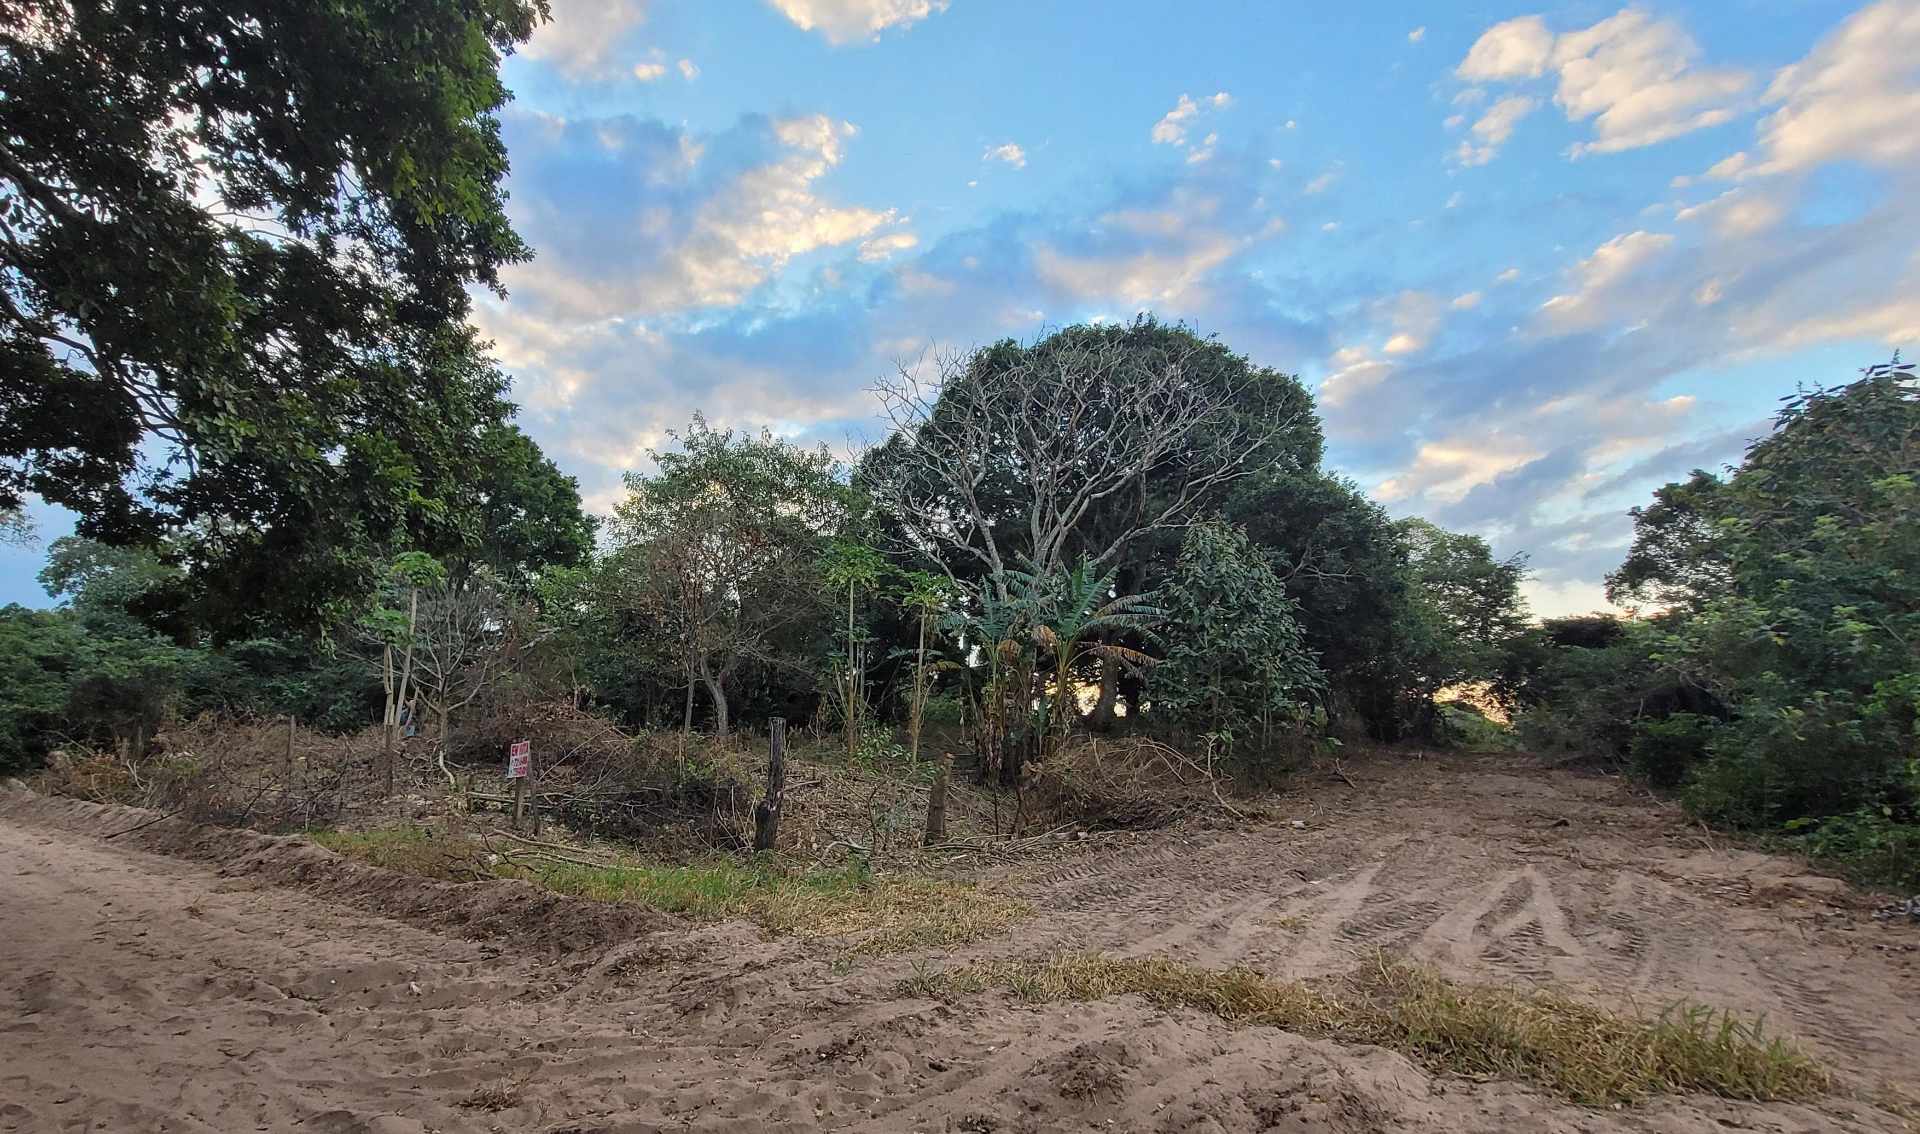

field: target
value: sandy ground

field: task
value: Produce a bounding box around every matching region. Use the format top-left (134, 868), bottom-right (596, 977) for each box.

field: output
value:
top-left (3, 755), bottom-right (1916, 1133)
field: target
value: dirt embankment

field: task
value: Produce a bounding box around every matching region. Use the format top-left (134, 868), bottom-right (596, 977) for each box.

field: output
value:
top-left (3, 756), bottom-right (1915, 1133)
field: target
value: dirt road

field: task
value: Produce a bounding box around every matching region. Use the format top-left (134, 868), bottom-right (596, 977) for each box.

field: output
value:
top-left (3, 756), bottom-right (1915, 1133)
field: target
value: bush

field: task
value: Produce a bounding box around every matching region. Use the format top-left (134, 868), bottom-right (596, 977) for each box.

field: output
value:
top-left (1437, 701), bottom-right (1516, 752)
top-left (1683, 692), bottom-right (1910, 830)
top-left (1781, 807), bottom-right (1920, 892)
top-left (1630, 713), bottom-right (1716, 788)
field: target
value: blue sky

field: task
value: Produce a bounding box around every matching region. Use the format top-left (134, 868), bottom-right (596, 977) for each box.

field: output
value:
top-left (7, 0), bottom-right (1919, 616)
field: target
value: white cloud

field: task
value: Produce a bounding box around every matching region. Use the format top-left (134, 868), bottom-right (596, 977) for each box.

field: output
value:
top-left (1302, 165), bottom-right (1342, 194)
top-left (1151, 92), bottom-right (1232, 149)
top-left (1186, 133), bottom-right (1219, 164)
top-left (983, 142), bottom-right (1027, 168)
top-left (1747, 0), bottom-right (1920, 175)
top-left (1704, 151), bottom-right (1749, 180)
top-left (1453, 8), bottom-right (1749, 160)
top-left (768, 0), bottom-right (947, 44)
top-left (1445, 190), bottom-right (1465, 209)
top-left (1674, 187), bottom-right (1785, 237)
top-left (525, 0), bottom-right (651, 78)
top-left (858, 231), bottom-right (919, 262)
top-left (1552, 10), bottom-right (1750, 156)
top-left (1408, 26), bottom-right (1427, 44)
top-left (1321, 221), bottom-right (1340, 233)
top-left (1377, 436), bottom-right (1544, 504)
top-left (1457, 15), bottom-right (1554, 81)
top-left (503, 113), bottom-right (895, 320)
top-left (677, 58), bottom-right (700, 80)
top-left (632, 61), bottom-right (667, 81)
top-left (1539, 230), bottom-right (1674, 324)
top-left (1033, 235), bottom-right (1239, 308)
top-left (1453, 95), bottom-right (1537, 166)
top-left (1452, 291), bottom-right (1483, 310)
top-left (1496, 266), bottom-right (1522, 283)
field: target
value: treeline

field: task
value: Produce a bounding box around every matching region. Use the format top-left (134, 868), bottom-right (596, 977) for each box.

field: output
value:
top-left (2, 319), bottom-right (1530, 781)
top-left (1509, 361), bottom-right (1919, 886)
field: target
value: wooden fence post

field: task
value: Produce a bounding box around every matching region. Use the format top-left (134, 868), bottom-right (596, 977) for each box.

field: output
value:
top-left (284, 714), bottom-right (296, 778)
top-left (511, 776), bottom-right (527, 829)
top-left (923, 751), bottom-right (952, 846)
top-left (753, 717), bottom-right (787, 852)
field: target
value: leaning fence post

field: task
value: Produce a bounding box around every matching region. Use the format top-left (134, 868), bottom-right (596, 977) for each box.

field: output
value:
top-left (923, 751), bottom-right (952, 846)
top-left (753, 717), bottom-right (787, 852)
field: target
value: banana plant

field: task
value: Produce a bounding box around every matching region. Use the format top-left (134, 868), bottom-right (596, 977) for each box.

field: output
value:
top-left (1023, 557), bottom-right (1163, 757)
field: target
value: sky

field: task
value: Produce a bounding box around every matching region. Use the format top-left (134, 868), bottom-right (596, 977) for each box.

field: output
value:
top-left (6, 0), bottom-right (1919, 617)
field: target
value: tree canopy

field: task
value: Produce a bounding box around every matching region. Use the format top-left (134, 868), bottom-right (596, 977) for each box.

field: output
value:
top-left (0, 0), bottom-right (548, 633)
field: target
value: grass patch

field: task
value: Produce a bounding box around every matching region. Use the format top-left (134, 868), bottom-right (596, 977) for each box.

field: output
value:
top-left (308, 826), bottom-right (492, 881)
top-left (904, 951), bottom-right (1828, 1106)
top-left (508, 856), bottom-right (1027, 953)
top-left (310, 825), bottom-right (1026, 952)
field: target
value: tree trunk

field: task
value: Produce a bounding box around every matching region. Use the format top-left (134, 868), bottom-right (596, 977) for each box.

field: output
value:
top-left (681, 676), bottom-right (695, 732)
top-left (383, 587), bottom-right (420, 798)
top-left (753, 717), bottom-right (786, 852)
top-left (923, 751), bottom-right (951, 845)
top-left (702, 665), bottom-right (729, 738)
top-left (1088, 652), bottom-right (1120, 732)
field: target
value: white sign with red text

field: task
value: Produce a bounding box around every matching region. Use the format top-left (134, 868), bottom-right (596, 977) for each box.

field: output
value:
top-left (506, 739), bottom-right (532, 779)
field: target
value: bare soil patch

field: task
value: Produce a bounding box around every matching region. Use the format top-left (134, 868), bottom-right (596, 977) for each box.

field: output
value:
top-left (3, 754), bottom-right (1915, 1132)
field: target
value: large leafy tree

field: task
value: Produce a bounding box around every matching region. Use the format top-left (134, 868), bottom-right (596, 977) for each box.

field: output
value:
top-left (862, 318), bottom-right (1320, 728)
top-left (609, 418), bottom-right (852, 736)
top-left (0, 0), bottom-right (547, 632)
top-left (1224, 471), bottom-right (1412, 733)
top-left (1655, 364), bottom-right (1919, 826)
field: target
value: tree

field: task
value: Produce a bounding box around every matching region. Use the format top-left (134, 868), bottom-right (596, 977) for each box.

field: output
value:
top-left (455, 424), bottom-right (598, 595)
top-left (1605, 470), bottom-right (1732, 609)
top-left (1224, 472), bottom-right (1412, 734)
top-left (610, 418), bottom-right (851, 737)
top-left (38, 535), bottom-right (182, 626)
top-left (895, 571), bottom-right (956, 763)
top-left (820, 540), bottom-right (886, 758)
top-left (0, 0), bottom-right (547, 632)
top-left (0, 508), bottom-right (32, 547)
top-left (1148, 522), bottom-right (1322, 756)
top-left (867, 320), bottom-right (1311, 606)
top-left (1025, 558), bottom-right (1161, 758)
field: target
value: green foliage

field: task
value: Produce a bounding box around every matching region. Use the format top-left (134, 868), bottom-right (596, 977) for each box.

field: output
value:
top-left (1510, 617), bottom-right (1689, 762)
top-left (458, 424), bottom-right (599, 594)
top-left (1522, 360), bottom-right (1920, 884)
top-left (1629, 712), bottom-right (1716, 788)
top-left (608, 417), bottom-right (853, 734)
top-left (1780, 796), bottom-right (1920, 892)
top-left (1438, 702), bottom-right (1518, 752)
top-left (1148, 523), bottom-right (1322, 757)
top-left (1, 0), bottom-right (546, 633)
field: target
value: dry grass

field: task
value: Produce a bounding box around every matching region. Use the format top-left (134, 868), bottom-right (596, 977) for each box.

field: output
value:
top-left (311, 825), bottom-right (1028, 952)
top-left (905, 951), bottom-right (1829, 1106)
top-left (455, 1077), bottom-right (524, 1111)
